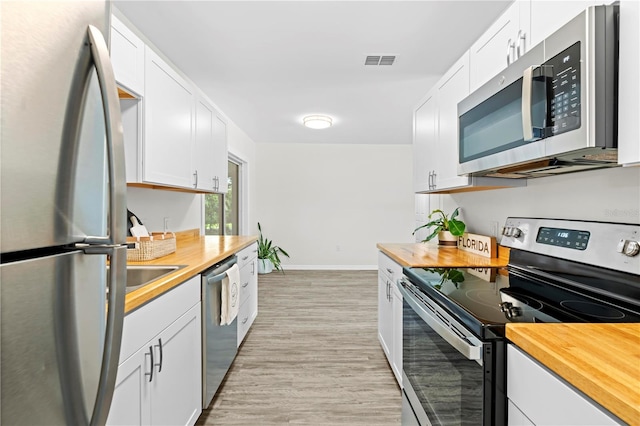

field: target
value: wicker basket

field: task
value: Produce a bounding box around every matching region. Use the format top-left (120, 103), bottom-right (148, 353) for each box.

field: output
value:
top-left (126, 232), bottom-right (176, 261)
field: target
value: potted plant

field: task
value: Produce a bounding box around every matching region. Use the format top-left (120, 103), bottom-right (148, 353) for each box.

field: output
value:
top-left (413, 207), bottom-right (466, 246)
top-left (257, 222), bottom-right (290, 274)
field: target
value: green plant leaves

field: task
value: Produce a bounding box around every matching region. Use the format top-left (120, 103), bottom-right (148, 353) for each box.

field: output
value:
top-left (257, 222), bottom-right (290, 273)
top-left (413, 207), bottom-right (466, 242)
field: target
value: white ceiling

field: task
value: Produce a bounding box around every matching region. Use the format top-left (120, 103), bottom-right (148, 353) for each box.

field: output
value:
top-left (114, 1), bottom-right (512, 145)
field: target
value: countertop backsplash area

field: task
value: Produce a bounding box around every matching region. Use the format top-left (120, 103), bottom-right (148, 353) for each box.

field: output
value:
top-left (127, 187), bottom-right (202, 234)
top-left (434, 166), bottom-right (640, 239)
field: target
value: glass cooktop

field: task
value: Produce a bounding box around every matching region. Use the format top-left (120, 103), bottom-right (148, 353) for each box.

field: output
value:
top-left (403, 265), bottom-right (640, 340)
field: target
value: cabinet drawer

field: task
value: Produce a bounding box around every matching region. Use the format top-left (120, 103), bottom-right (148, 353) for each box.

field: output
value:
top-left (239, 261), bottom-right (256, 307)
top-left (120, 275), bottom-right (200, 361)
top-left (237, 294), bottom-right (255, 346)
top-left (237, 242), bottom-right (258, 269)
top-left (507, 345), bottom-right (621, 425)
top-left (378, 252), bottom-right (402, 282)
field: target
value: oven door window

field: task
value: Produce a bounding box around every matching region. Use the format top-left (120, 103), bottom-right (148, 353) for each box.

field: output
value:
top-left (403, 299), bottom-right (484, 425)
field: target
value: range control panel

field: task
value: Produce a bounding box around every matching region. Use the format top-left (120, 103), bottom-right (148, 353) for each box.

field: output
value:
top-left (500, 218), bottom-right (640, 275)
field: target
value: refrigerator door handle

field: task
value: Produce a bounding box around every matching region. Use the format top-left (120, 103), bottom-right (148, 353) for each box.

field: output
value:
top-left (84, 25), bottom-right (127, 247)
top-left (91, 244), bottom-right (126, 426)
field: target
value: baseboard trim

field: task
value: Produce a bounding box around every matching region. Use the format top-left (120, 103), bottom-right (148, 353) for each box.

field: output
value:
top-left (283, 265), bottom-right (377, 271)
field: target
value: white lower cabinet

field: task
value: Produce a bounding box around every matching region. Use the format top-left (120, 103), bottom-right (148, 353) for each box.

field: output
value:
top-left (237, 243), bottom-right (258, 346)
top-left (507, 344), bottom-right (622, 425)
top-left (378, 252), bottom-right (402, 386)
top-left (107, 276), bottom-right (202, 426)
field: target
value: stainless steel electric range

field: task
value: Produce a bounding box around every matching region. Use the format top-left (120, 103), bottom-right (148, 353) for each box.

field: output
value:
top-left (399, 217), bottom-right (640, 426)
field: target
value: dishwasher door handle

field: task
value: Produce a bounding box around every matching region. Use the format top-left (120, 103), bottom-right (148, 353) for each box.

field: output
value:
top-left (206, 257), bottom-right (238, 284)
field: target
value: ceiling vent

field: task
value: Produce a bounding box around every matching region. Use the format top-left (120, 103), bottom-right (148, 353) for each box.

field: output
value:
top-left (365, 55), bottom-right (396, 66)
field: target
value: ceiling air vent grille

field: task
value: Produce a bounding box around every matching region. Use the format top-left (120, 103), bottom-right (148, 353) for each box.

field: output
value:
top-left (365, 55), bottom-right (396, 66)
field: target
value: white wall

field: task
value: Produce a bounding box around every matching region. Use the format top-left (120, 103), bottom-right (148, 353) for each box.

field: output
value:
top-left (126, 187), bottom-right (201, 233)
top-left (254, 143), bottom-right (415, 269)
top-left (432, 166), bottom-right (640, 241)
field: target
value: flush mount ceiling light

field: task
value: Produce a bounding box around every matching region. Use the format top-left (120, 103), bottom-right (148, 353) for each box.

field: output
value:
top-left (303, 115), bottom-right (332, 129)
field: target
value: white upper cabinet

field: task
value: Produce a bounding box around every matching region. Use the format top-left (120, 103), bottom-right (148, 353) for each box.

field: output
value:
top-left (194, 95), bottom-right (216, 192)
top-left (529, 1), bottom-right (599, 48)
top-left (110, 15), bottom-right (145, 96)
top-left (212, 114), bottom-right (228, 194)
top-left (618, 0), bottom-right (640, 166)
top-left (434, 53), bottom-right (471, 191)
top-left (469, 0), bottom-right (531, 93)
top-left (143, 46), bottom-right (195, 188)
top-left (413, 89), bottom-right (437, 193)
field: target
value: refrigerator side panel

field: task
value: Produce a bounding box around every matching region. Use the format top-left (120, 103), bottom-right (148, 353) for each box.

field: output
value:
top-left (0, 1), bottom-right (108, 253)
top-left (0, 251), bottom-right (107, 425)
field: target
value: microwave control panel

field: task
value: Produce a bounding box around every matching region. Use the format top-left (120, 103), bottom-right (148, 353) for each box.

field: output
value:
top-left (547, 42), bottom-right (581, 135)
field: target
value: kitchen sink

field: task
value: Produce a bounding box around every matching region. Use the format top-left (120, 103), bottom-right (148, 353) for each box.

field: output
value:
top-left (108, 265), bottom-right (186, 293)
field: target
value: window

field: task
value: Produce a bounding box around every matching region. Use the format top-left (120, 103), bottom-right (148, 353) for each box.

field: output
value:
top-left (204, 160), bottom-right (240, 235)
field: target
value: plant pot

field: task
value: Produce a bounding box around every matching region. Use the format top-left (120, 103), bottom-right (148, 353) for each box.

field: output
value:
top-left (258, 258), bottom-right (274, 274)
top-left (438, 230), bottom-right (458, 247)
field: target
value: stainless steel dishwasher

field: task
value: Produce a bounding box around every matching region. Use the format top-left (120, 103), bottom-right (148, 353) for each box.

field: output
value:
top-left (202, 255), bottom-right (238, 409)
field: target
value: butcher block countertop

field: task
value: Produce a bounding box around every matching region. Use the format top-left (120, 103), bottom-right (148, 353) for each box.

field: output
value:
top-left (124, 231), bottom-right (257, 313)
top-left (376, 243), bottom-right (510, 267)
top-left (507, 323), bottom-right (640, 425)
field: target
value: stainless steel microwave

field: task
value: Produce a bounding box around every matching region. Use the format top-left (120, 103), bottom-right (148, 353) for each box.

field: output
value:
top-left (458, 4), bottom-right (619, 178)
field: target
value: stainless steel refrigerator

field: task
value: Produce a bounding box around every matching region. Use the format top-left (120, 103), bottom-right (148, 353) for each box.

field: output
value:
top-left (1, 2), bottom-right (128, 425)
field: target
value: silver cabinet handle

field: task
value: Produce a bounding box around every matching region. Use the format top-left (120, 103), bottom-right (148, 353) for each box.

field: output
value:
top-left (86, 25), bottom-right (127, 426)
top-left (506, 38), bottom-right (515, 65)
top-left (242, 256), bottom-right (249, 261)
top-left (242, 281), bottom-right (249, 288)
top-left (242, 317), bottom-right (248, 325)
top-left (432, 171), bottom-right (437, 189)
top-left (193, 170), bottom-right (198, 188)
top-left (251, 261), bottom-right (255, 275)
top-left (145, 346), bottom-right (154, 382)
top-left (155, 338), bottom-right (163, 373)
top-left (516, 30), bottom-right (526, 58)
top-left (386, 268), bottom-right (393, 275)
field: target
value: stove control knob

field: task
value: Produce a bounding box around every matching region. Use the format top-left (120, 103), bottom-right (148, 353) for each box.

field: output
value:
top-left (499, 302), bottom-right (522, 319)
top-left (511, 228), bottom-right (523, 238)
top-left (503, 227), bottom-right (513, 237)
top-left (622, 240), bottom-right (640, 257)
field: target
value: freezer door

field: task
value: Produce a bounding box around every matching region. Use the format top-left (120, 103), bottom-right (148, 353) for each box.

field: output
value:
top-left (0, 1), bottom-right (112, 253)
top-left (1, 250), bottom-right (109, 425)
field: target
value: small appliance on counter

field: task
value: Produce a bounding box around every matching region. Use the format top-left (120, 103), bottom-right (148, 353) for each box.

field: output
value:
top-left (400, 217), bottom-right (639, 425)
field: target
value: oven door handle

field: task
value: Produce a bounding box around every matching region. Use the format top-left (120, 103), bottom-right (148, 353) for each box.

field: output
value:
top-left (398, 281), bottom-right (482, 361)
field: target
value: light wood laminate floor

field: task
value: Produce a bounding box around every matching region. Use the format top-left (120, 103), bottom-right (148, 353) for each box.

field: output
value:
top-left (197, 270), bottom-right (402, 425)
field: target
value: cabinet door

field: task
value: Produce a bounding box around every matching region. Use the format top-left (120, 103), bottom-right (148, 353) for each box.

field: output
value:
top-left (391, 284), bottom-right (403, 387)
top-left (434, 52), bottom-right (471, 191)
top-left (144, 46), bottom-right (194, 188)
top-left (211, 114), bottom-right (228, 194)
top-left (469, 1), bottom-right (529, 92)
top-left (150, 304), bottom-right (202, 426)
top-left (618, 0), bottom-right (640, 166)
top-left (413, 90), bottom-right (438, 193)
top-left (529, 1), bottom-right (596, 48)
top-left (110, 15), bottom-right (145, 96)
top-left (194, 95), bottom-right (216, 191)
top-left (377, 274), bottom-right (392, 359)
top-left (106, 347), bottom-right (151, 426)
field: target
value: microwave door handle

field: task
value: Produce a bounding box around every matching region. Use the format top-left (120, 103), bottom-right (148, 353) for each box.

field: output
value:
top-left (522, 66), bottom-right (536, 142)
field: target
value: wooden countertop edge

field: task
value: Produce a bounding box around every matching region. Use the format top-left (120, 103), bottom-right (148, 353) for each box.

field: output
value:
top-left (376, 242), bottom-right (510, 267)
top-left (124, 235), bottom-right (257, 313)
top-left (507, 324), bottom-right (640, 425)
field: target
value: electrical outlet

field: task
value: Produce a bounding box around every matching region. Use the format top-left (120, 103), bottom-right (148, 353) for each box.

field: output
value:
top-left (164, 217), bottom-right (170, 233)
